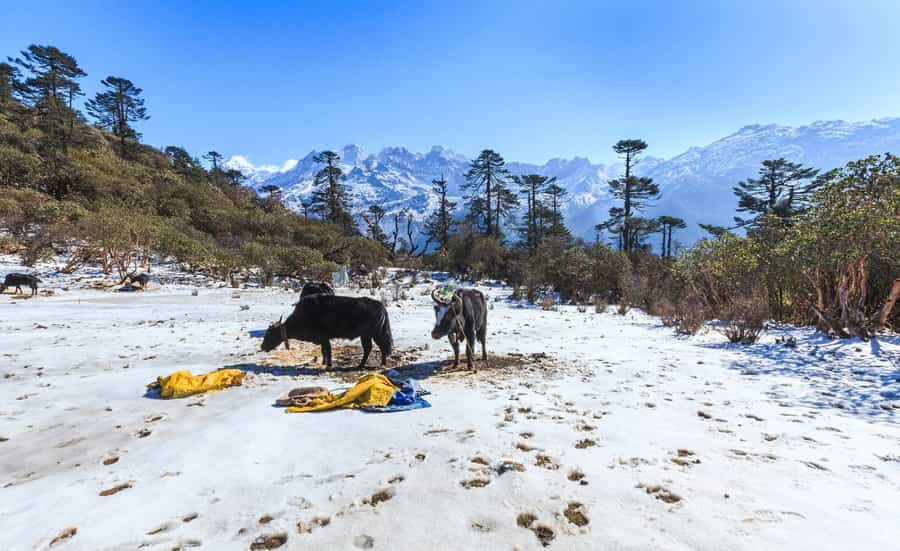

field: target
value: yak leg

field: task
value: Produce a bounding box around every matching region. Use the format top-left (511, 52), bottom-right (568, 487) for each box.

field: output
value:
top-left (359, 336), bottom-right (373, 368)
top-left (374, 333), bottom-right (390, 366)
top-left (464, 328), bottom-right (477, 371)
top-left (321, 340), bottom-right (332, 367)
top-left (477, 324), bottom-right (487, 360)
top-left (450, 336), bottom-right (460, 369)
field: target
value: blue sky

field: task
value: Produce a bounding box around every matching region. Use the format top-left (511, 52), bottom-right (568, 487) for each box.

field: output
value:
top-left (3, 0), bottom-right (899, 166)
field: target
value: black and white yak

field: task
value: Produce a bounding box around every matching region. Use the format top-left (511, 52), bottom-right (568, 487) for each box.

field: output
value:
top-left (430, 288), bottom-right (487, 371)
top-left (261, 294), bottom-right (393, 368)
top-left (1, 273), bottom-right (41, 296)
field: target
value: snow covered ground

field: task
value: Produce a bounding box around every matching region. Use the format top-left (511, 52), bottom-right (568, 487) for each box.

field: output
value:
top-left (1, 259), bottom-right (899, 550)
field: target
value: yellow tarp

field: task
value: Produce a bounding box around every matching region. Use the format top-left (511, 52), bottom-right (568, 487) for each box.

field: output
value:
top-left (285, 373), bottom-right (398, 413)
top-left (156, 369), bottom-right (246, 399)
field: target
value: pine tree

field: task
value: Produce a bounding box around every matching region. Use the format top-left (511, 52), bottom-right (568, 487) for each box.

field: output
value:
top-left (309, 150), bottom-right (356, 235)
top-left (514, 174), bottom-right (554, 250)
top-left (600, 139), bottom-right (660, 251)
top-left (203, 150), bottom-right (225, 186)
top-left (657, 215), bottom-right (686, 258)
top-left (9, 45), bottom-right (86, 112)
top-left (463, 149), bottom-right (509, 237)
top-left (733, 158), bottom-right (820, 227)
top-left (164, 146), bottom-right (203, 177)
top-left (9, 45), bottom-right (87, 198)
top-left (495, 184), bottom-right (519, 237)
top-left (627, 216), bottom-right (660, 251)
top-left (225, 169), bottom-right (245, 186)
top-left (85, 76), bottom-right (148, 148)
top-left (203, 150), bottom-right (223, 172)
top-left (423, 174), bottom-right (456, 253)
top-left (544, 182), bottom-right (570, 238)
top-left (361, 205), bottom-right (389, 245)
top-left (0, 62), bottom-right (20, 113)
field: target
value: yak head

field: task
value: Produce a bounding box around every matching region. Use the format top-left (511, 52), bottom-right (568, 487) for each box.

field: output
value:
top-left (261, 315), bottom-right (291, 352)
top-left (431, 288), bottom-right (462, 339)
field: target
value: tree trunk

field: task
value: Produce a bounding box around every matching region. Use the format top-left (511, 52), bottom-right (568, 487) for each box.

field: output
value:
top-left (871, 278), bottom-right (900, 333)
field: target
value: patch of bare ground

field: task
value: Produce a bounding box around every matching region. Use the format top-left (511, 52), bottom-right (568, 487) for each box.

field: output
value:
top-left (259, 344), bottom-right (559, 383)
top-left (495, 460), bottom-right (526, 475)
top-left (564, 502), bottom-right (589, 527)
top-left (575, 438), bottom-right (596, 449)
top-left (99, 481), bottom-right (133, 496)
top-left (363, 488), bottom-right (395, 507)
top-left (250, 533), bottom-right (288, 549)
top-left (461, 478), bottom-right (491, 489)
top-left (49, 527), bottom-right (77, 546)
top-left (638, 483), bottom-right (682, 504)
top-left (516, 513), bottom-right (556, 547)
top-left (297, 516), bottom-right (331, 534)
top-left (535, 454), bottom-right (560, 470)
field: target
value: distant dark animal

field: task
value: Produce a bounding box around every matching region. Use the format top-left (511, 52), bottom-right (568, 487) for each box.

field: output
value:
top-left (261, 294), bottom-right (393, 368)
top-left (1, 273), bottom-right (41, 296)
top-left (128, 273), bottom-right (150, 289)
top-left (300, 281), bottom-right (334, 299)
top-left (431, 288), bottom-right (487, 371)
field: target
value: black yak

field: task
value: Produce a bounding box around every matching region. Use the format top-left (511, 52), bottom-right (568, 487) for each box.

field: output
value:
top-left (431, 288), bottom-right (487, 371)
top-left (128, 273), bottom-right (150, 289)
top-left (262, 294), bottom-right (393, 368)
top-left (1, 273), bottom-right (41, 296)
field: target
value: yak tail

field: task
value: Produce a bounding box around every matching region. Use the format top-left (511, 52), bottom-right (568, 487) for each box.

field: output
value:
top-left (376, 306), bottom-right (394, 358)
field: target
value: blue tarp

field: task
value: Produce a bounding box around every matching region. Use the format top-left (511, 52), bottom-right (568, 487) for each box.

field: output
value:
top-left (360, 378), bottom-right (431, 413)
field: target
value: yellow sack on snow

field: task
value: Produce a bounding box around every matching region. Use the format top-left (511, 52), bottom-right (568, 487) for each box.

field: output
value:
top-left (285, 373), bottom-right (398, 413)
top-left (156, 369), bottom-right (245, 399)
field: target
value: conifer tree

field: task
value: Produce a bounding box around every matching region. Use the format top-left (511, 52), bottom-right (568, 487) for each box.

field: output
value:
top-left (463, 149), bottom-right (509, 237)
top-left (496, 185), bottom-right (520, 235)
top-left (361, 204), bottom-right (389, 245)
top-left (0, 62), bottom-right (20, 113)
top-left (514, 174), bottom-right (554, 250)
top-left (85, 76), bottom-right (148, 148)
top-left (9, 45), bottom-right (86, 197)
top-left (657, 215), bottom-right (686, 258)
top-left (544, 182), bottom-right (570, 238)
top-left (309, 150), bottom-right (356, 235)
top-left (423, 174), bottom-right (456, 253)
top-left (600, 139), bottom-right (660, 251)
top-left (203, 150), bottom-right (223, 172)
top-left (9, 45), bottom-right (86, 112)
top-left (733, 158), bottom-right (820, 227)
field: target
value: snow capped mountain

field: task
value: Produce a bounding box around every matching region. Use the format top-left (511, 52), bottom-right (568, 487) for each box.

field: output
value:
top-left (227, 117), bottom-right (900, 247)
top-left (222, 155), bottom-right (299, 185)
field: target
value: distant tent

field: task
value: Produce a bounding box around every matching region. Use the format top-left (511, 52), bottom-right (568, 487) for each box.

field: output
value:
top-left (332, 269), bottom-right (349, 287)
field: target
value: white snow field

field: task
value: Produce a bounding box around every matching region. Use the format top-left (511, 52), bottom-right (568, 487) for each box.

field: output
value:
top-left (1, 263), bottom-right (899, 550)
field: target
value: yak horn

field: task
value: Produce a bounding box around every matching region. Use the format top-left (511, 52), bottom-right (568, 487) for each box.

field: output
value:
top-left (431, 288), bottom-right (450, 304)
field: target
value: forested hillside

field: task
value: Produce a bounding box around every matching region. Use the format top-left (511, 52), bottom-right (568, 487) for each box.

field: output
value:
top-left (1, 43), bottom-right (897, 338)
top-left (0, 45), bottom-right (387, 285)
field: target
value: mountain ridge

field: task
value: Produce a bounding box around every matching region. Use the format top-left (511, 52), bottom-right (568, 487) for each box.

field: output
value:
top-left (225, 117), bottom-right (900, 247)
